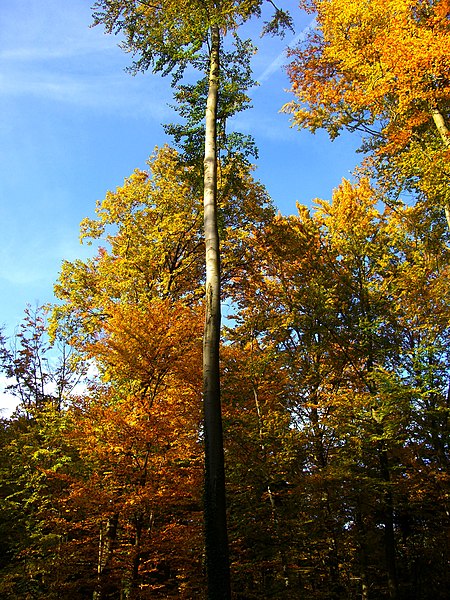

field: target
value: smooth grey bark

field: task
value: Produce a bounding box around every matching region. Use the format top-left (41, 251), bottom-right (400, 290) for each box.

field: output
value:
top-left (430, 106), bottom-right (450, 230)
top-left (202, 24), bottom-right (231, 600)
top-left (431, 107), bottom-right (450, 147)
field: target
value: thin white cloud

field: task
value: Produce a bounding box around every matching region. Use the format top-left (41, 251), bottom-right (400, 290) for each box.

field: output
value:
top-left (0, 0), bottom-right (115, 59)
top-left (0, 68), bottom-right (171, 119)
top-left (0, 31), bottom-right (117, 63)
top-left (256, 18), bottom-right (316, 83)
top-left (231, 111), bottom-right (300, 142)
top-left (0, 222), bottom-right (94, 286)
top-left (0, 0), bottom-right (165, 117)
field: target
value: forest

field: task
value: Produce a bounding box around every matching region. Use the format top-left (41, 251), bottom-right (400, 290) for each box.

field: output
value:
top-left (0, 0), bottom-right (449, 598)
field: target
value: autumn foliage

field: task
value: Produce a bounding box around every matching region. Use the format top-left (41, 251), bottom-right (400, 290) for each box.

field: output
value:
top-left (285, 0), bottom-right (450, 225)
top-left (1, 1), bottom-right (450, 599)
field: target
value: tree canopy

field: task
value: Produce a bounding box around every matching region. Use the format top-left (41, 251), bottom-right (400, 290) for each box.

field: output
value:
top-left (285, 0), bottom-right (450, 226)
top-left (1, 1), bottom-right (449, 599)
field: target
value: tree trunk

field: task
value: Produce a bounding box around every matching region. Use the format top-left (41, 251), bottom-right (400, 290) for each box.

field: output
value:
top-left (252, 384), bottom-right (290, 589)
top-left (202, 23), bottom-right (231, 600)
top-left (430, 106), bottom-right (450, 230)
top-left (93, 513), bottom-right (119, 600)
top-left (431, 107), bottom-right (450, 148)
top-left (355, 501), bottom-right (370, 600)
top-left (379, 447), bottom-right (398, 600)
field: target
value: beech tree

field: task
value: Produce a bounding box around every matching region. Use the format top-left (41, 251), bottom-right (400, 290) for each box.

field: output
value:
top-left (4, 3), bottom-right (450, 597)
top-left (2, 173), bottom-right (450, 597)
top-left (50, 141), bottom-right (273, 596)
top-left (89, 2), bottom-right (290, 595)
top-left (227, 177), bottom-right (450, 598)
top-left (285, 0), bottom-right (450, 228)
top-left (64, 300), bottom-right (205, 599)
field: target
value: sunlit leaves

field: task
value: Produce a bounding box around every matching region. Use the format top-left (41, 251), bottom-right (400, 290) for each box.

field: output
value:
top-left (92, 0), bottom-right (283, 79)
top-left (285, 0), bottom-right (450, 220)
top-left (226, 175), bottom-right (450, 594)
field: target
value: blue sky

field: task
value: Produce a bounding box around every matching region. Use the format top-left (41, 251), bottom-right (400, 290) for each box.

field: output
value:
top-left (0, 0), bottom-right (360, 337)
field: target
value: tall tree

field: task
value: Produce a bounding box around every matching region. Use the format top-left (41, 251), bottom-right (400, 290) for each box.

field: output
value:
top-left (90, 2), bottom-right (289, 596)
top-left (52, 142), bottom-right (273, 597)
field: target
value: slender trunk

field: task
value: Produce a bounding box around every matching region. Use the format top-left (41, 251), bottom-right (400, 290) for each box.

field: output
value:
top-left (253, 384), bottom-right (290, 589)
top-left (379, 447), bottom-right (398, 600)
top-left (355, 502), bottom-right (370, 600)
top-left (310, 403), bottom-right (342, 597)
top-left (430, 106), bottom-right (450, 229)
top-left (93, 513), bottom-right (119, 600)
top-left (431, 107), bottom-right (450, 148)
top-left (132, 517), bottom-right (143, 587)
top-left (203, 24), bottom-right (231, 600)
